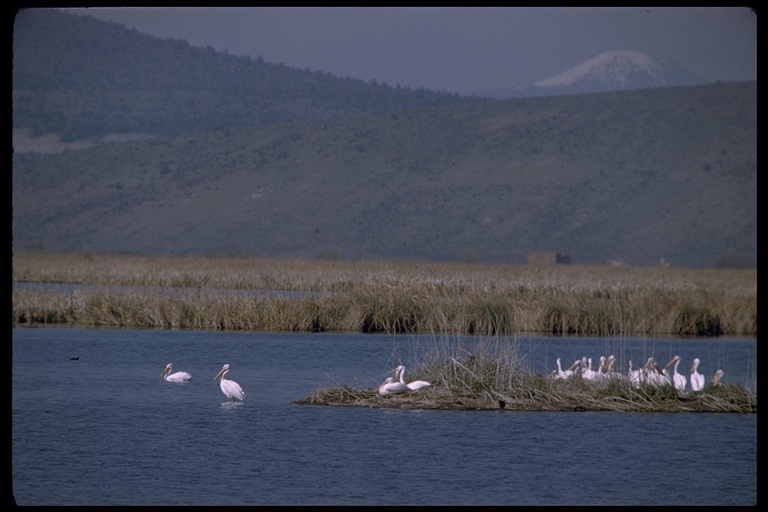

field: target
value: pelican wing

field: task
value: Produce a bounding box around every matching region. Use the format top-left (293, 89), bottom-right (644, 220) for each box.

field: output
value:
top-left (221, 378), bottom-right (245, 401)
top-left (406, 380), bottom-right (431, 391)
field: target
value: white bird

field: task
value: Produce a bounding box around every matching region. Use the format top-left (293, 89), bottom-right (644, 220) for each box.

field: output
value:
top-left (665, 355), bottom-right (687, 393)
top-left (690, 358), bottom-right (705, 391)
top-left (639, 357), bottom-right (657, 386)
top-left (603, 354), bottom-right (623, 381)
top-left (647, 362), bottom-right (669, 388)
top-left (581, 357), bottom-right (599, 381)
top-left (710, 369), bottom-right (724, 386)
top-left (161, 363), bottom-right (193, 382)
top-left (395, 365), bottom-right (431, 391)
top-left (213, 364), bottom-right (245, 402)
top-left (627, 360), bottom-right (642, 388)
top-left (377, 376), bottom-right (409, 396)
top-left (550, 358), bottom-right (574, 380)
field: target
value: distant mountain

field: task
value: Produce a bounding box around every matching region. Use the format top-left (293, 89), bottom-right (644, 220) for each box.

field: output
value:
top-left (479, 50), bottom-right (710, 99)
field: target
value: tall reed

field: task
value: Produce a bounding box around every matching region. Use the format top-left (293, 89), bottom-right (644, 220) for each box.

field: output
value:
top-left (12, 252), bottom-right (756, 336)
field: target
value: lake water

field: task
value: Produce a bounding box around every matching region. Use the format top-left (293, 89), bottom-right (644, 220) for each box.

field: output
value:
top-left (12, 327), bottom-right (756, 505)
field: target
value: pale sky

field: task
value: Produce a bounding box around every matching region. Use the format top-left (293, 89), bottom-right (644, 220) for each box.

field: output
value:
top-left (57, 7), bottom-right (756, 95)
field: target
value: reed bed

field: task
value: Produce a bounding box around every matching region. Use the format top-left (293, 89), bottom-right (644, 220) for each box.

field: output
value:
top-left (295, 337), bottom-right (757, 413)
top-left (12, 252), bottom-right (756, 336)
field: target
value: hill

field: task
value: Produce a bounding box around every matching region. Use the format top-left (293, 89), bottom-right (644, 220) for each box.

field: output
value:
top-left (13, 80), bottom-right (756, 268)
top-left (12, 8), bottom-right (476, 144)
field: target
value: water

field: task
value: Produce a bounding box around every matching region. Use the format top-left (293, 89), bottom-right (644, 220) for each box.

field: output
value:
top-left (12, 327), bottom-right (756, 505)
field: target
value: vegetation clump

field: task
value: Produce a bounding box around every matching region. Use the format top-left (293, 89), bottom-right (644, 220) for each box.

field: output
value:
top-left (295, 339), bottom-right (756, 413)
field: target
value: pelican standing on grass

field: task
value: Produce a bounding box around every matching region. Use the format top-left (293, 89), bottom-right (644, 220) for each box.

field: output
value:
top-left (690, 358), bottom-right (705, 391)
top-left (214, 364), bottom-right (245, 402)
top-left (710, 369), bottom-right (724, 386)
top-left (377, 376), bottom-right (410, 396)
top-left (395, 365), bottom-right (431, 391)
top-left (549, 358), bottom-right (573, 380)
top-left (665, 355), bottom-right (687, 394)
top-left (161, 363), bottom-right (193, 382)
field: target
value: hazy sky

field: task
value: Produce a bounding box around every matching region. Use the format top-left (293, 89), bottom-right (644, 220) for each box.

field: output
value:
top-left (58, 7), bottom-right (756, 94)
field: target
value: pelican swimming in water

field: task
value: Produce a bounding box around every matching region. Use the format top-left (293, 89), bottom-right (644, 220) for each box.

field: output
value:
top-left (690, 358), bottom-right (705, 391)
top-left (395, 365), bottom-right (431, 391)
top-left (161, 363), bottom-right (193, 382)
top-left (214, 364), bottom-right (245, 402)
top-left (377, 376), bottom-right (410, 396)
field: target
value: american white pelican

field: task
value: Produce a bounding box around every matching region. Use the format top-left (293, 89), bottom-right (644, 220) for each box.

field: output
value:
top-left (710, 369), bottom-right (724, 386)
top-left (690, 358), bottom-right (705, 391)
top-left (581, 357), bottom-right (599, 381)
top-left (214, 364), bottom-right (245, 402)
top-left (395, 365), bottom-right (431, 391)
top-left (161, 363), bottom-right (193, 382)
top-left (597, 354), bottom-right (623, 383)
top-left (627, 360), bottom-right (642, 388)
top-left (550, 358), bottom-right (575, 380)
top-left (665, 355), bottom-right (687, 393)
top-left (377, 376), bottom-right (410, 396)
top-left (639, 357), bottom-right (657, 386)
top-left (647, 362), bottom-right (669, 387)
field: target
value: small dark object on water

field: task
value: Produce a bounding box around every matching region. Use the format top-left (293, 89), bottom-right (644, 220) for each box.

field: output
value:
top-left (498, 400), bottom-right (506, 409)
top-left (70, 356), bottom-right (79, 361)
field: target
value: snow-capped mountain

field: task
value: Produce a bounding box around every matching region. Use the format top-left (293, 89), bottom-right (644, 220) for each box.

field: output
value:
top-left (480, 50), bottom-right (709, 99)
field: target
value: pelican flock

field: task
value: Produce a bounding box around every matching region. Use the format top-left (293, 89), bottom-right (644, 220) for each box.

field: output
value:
top-left (549, 354), bottom-right (719, 394)
top-left (161, 363), bottom-right (193, 382)
top-left (214, 363), bottom-right (246, 402)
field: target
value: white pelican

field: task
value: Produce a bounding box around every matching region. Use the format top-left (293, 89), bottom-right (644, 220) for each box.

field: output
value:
top-left (603, 355), bottom-right (623, 381)
top-left (550, 358), bottom-right (575, 380)
top-left (395, 365), bottom-right (431, 391)
top-left (627, 360), bottom-right (642, 388)
top-left (161, 363), bottom-right (193, 382)
top-left (690, 358), bottom-right (705, 391)
top-left (647, 362), bottom-right (669, 387)
top-left (639, 357), bottom-right (657, 386)
top-left (710, 369), bottom-right (724, 386)
top-left (214, 364), bottom-right (245, 402)
top-left (377, 376), bottom-right (410, 396)
top-left (581, 357), bottom-right (599, 381)
top-left (665, 355), bottom-right (687, 393)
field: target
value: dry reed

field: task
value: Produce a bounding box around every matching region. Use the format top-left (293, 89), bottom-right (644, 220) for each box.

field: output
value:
top-left (12, 252), bottom-right (756, 336)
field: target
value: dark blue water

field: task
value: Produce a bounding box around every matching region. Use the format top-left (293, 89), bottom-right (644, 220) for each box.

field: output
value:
top-left (12, 327), bottom-right (756, 505)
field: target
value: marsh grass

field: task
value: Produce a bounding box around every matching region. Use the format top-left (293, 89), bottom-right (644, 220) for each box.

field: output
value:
top-left (12, 252), bottom-right (756, 336)
top-left (295, 337), bottom-right (757, 413)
